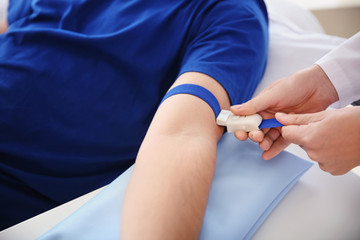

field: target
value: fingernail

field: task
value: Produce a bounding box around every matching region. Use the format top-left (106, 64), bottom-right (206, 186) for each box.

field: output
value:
top-left (276, 112), bottom-right (286, 118)
top-left (249, 132), bottom-right (253, 139)
top-left (231, 105), bottom-right (242, 111)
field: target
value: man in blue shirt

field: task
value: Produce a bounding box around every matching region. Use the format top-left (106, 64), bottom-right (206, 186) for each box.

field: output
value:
top-left (0, 0), bottom-right (268, 236)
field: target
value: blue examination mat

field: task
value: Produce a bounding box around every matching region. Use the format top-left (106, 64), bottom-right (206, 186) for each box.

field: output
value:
top-left (38, 134), bottom-right (312, 240)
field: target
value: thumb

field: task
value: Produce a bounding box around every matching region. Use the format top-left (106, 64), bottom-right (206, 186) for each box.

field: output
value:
top-left (275, 112), bottom-right (324, 126)
top-left (281, 124), bottom-right (309, 146)
top-left (277, 112), bottom-right (324, 147)
top-left (231, 92), bottom-right (272, 116)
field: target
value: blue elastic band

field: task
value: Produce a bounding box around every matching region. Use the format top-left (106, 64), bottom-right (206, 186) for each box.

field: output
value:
top-left (160, 84), bottom-right (221, 118)
top-left (161, 84), bottom-right (283, 129)
top-left (259, 118), bottom-right (284, 129)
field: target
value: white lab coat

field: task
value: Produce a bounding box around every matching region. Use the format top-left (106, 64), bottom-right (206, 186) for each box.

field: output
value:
top-left (316, 32), bottom-right (360, 108)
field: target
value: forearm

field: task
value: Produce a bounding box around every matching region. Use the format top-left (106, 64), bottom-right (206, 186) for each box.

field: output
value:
top-left (121, 72), bottom-right (229, 239)
top-left (122, 134), bottom-right (217, 239)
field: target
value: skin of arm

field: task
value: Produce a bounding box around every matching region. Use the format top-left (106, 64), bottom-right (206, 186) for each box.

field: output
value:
top-left (230, 64), bottom-right (339, 160)
top-left (277, 107), bottom-right (360, 175)
top-left (0, 18), bottom-right (8, 34)
top-left (121, 72), bottom-right (230, 239)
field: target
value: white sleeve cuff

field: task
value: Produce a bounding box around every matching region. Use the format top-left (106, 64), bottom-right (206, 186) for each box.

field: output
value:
top-left (315, 32), bottom-right (360, 108)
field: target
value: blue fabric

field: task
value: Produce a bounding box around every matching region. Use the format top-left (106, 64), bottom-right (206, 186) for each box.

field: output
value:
top-left (161, 84), bottom-right (221, 118)
top-left (0, 0), bottom-right (268, 229)
top-left (38, 135), bottom-right (312, 240)
top-left (7, 0), bottom-right (32, 25)
top-left (259, 118), bottom-right (284, 129)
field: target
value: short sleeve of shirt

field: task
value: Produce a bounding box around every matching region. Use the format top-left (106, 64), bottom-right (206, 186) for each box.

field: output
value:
top-left (7, 0), bottom-right (33, 25)
top-left (180, 0), bottom-right (268, 105)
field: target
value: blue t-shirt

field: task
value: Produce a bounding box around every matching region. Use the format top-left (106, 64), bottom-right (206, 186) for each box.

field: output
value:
top-left (0, 0), bottom-right (268, 228)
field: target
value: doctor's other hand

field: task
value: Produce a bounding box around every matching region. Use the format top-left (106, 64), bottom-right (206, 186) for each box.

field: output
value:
top-left (277, 108), bottom-right (360, 175)
top-left (230, 65), bottom-right (339, 154)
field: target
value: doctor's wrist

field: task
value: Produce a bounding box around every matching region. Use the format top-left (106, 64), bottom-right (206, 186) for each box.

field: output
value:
top-left (311, 64), bottom-right (339, 107)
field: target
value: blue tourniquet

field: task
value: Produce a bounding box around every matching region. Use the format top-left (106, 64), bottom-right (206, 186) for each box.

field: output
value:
top-left (259, 118), bottom-right (284, 129)
top-left (161, 84), bottom-right (221, 117)
top-left (161, 84), bottom-right (284, 130)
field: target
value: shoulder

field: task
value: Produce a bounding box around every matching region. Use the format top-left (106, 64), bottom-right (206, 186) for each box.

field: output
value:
top-left (191, 0), bottom-right (268, 38)
top-left (202, 0), bottom-right (268, 20)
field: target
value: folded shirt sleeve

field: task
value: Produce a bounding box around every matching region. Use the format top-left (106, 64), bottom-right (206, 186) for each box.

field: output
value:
top-left (316, 32), bottom-right (360, 108)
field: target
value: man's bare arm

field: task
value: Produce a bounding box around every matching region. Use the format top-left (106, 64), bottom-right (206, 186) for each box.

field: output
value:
top-left (0, 18), bottom-right (8, 34)
top-left (121, 72), bottom-right (230, 239)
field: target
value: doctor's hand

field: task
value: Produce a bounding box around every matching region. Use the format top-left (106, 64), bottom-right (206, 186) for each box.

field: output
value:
top-left (231, 65), bottom-right (339, 160)
top-left (277, 107), bottom-right (360, 175)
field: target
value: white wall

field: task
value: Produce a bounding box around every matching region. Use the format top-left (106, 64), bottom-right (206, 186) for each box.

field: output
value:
top-left (286, 0), bottom-right (360, 38)
top-left (0, 0), bottom-right (8, 20)
top-left (286, 0), bottom-right (360, 10)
